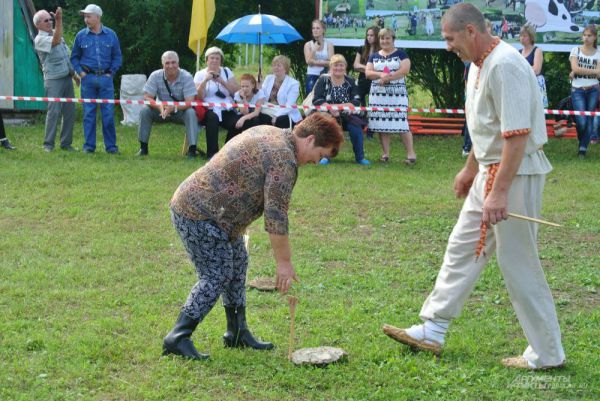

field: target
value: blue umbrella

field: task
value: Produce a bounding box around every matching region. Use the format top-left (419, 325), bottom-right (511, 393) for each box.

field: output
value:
top-left (216, 11), bottom-right (303, 80)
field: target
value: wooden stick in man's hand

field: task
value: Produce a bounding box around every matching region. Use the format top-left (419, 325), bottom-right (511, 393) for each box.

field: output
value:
top-left (508, 213), bottom-right (562, 227)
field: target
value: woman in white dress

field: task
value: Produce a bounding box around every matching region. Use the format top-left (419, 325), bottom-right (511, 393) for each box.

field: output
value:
top-left (366, 28), bottom-right (416, 164)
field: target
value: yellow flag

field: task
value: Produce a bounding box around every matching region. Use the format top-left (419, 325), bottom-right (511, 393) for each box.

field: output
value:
top-left (188, 0), bottom-right (216, 55)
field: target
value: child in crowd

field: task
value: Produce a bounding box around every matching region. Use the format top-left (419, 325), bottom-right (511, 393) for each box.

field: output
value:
top-left (233, 73), bottom-right (265, 133)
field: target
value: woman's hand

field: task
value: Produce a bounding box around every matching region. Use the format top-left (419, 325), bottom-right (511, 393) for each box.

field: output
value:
top-left (320, 102), bottom-right (338, 117)
top-left (214, 75), bottom-right (228, 86)
top-left (330, 106), bottom-right (340, 117)
top-left (313, 39), bottom-right (323, 51)
top-left (235, 115), bottom-right (247, 129)
top-left (276, 262), bottom-right (299, 294)
top-left (204, 69), bottom-right (220, 83)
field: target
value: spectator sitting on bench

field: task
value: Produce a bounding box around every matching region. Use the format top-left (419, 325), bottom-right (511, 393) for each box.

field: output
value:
top-left (194, 47), bottom-right (241, 159)
top-left (233, 73), bottom-right (265, 134)
top-left (259, 55), bottom-right (303, 129)
top-left (137, 50), bottom-right (200, 158)
top-left (312, 54), bottom-right (370, 165)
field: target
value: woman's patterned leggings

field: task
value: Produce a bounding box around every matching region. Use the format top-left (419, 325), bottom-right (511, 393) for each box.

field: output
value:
top-left (171, 210), bottom-right (248, 321)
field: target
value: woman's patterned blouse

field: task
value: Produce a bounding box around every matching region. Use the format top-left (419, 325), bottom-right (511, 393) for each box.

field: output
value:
top-left (170, 126), bottom-right (298, 239)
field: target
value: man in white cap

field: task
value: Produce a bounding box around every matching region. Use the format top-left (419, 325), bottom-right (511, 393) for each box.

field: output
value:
top-left (71, 4), bottom-right (122, 154)
top-left (33, 7), bottom-right (78, 152)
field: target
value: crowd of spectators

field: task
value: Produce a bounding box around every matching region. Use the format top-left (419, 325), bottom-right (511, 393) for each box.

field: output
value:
top-left (1, 4), bottom-right (597, 162)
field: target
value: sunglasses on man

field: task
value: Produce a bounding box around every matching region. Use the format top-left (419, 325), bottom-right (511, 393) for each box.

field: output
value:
top-left (41, 14), bottom-right (55, 23)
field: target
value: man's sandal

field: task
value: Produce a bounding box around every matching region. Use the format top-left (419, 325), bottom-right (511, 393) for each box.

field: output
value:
top-left (382, 324), bottom-right (442, 356)
top-left (501, 356), bottom-right (566, 370)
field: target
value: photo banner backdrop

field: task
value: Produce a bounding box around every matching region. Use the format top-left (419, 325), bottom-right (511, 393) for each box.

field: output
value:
top-left (319, 0), bottom-right (600, 52)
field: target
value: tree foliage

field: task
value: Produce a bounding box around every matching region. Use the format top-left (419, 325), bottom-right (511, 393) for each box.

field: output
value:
top-left (34, 0), bottom-right (315, 89)
top-left (408, 48), bottom-right (573, 110)
top-left (408, 49), bottom-right (464, 109)
top-left (543, 52), bottom-right (571, 108)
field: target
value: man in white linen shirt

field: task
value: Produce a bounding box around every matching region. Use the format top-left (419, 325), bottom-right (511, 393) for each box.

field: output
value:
top-left (382, 3), bottom-right (565, 371)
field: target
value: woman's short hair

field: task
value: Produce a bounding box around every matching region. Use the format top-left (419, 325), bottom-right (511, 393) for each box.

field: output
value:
top-left (293, 113), bottom-right (344, 158)
top-left (329, 54), bottom-right (347, 67)
top-left (239, 73), bottom-right (258, 94)
top-left (378, 27), bottom-right (396, 39)
top-left (272, 55), bottom-right (291, 74)
top-left (520, 24), bottom-right (536, 45)
top-left (204, 46), bottom-right (224, 62)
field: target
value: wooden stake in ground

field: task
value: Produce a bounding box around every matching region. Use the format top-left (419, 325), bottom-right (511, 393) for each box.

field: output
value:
top-left (288, 296), bottom-right (298, 360)
top-left (181, 134), bottom-right (189, 156)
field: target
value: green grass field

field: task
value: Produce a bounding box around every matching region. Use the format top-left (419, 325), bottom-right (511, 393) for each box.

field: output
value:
top-left (1, 121), bottom-right (598, 400)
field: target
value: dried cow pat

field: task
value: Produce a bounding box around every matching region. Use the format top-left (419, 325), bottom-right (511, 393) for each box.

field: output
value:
top-left (291, 346), bottom-right (348, 366)
top-left (248, 277), bottom-right (276, 291)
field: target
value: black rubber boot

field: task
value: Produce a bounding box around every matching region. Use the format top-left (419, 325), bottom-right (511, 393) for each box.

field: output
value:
top-left (162, 311), bottom-right (209, 360)
top-left (187, 144), bottom-right (198, 158)
top-left (223, 305), bottom-right (274, 350)
top-left (0, 138), bottom-right (15, 150)
top-left (136, 141), bottom-right (148, 156)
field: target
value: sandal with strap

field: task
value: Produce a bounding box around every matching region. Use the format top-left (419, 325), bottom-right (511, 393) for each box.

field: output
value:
top-left (403, 158), bottom-right (416, 166)
top-left (501, 356), bottom-right (566, 370)
top-left (379, 155), bottom-right (389, 163)
top-left (382, 324), bottom-right (442, 356)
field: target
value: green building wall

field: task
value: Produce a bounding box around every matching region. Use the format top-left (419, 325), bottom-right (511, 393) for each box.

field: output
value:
top-left (13, 0), bottom-right (45, 111)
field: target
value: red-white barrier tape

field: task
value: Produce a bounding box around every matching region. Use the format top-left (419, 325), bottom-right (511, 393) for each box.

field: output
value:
top-left (0, 95), bottom-right (596, 116)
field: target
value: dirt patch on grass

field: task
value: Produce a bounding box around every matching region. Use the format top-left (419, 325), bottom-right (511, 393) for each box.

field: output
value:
top-left (553, 284), bottom-right (599, 311)
top-left (325, 260), bottom-right (346, 270)
top-left (0, 216), bottom-right (44, 231)
top-left (356, 224), bottom-right (373, 237)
